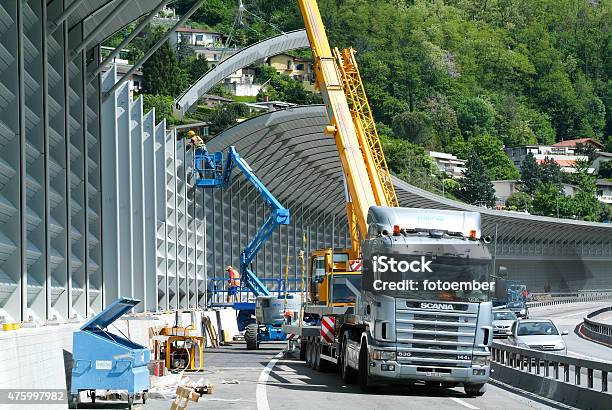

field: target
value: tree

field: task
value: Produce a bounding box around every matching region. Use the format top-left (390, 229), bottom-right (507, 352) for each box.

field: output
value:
top-left (450, 134), bottom-right (519, 180)
top-left (454, 97), bottom-right (497, 138)
top-left (380, 135), bottom-right (439, 190)
top-left (255, 67), bottom-right (321, 105)
top-left (420, 95), bottom-right (461, 147)
top-left (391, 111), bottom-right (435, 147)
top-left (574, 142), bottom-right (598, 163)
top-left (599, 161), bottom-right (612, 179)
top-left (605, 136), bottom-right (612, 154)
top-left (186, 55), bottom-right (210, 84)
top-left (532, 182), bottom-right (563, 217)
top-left (520, 152), bottom-right (540, 195)
top-left (505, 192), bottom-right (532, 212)
top-left (539, 157), bottom-right (562, 187)
top-left (142, 94), bottom-right (175, 123)
top-left (458, 151), bottom-right (496, 207)
top-left (142, 41), bottom-right (185, 97)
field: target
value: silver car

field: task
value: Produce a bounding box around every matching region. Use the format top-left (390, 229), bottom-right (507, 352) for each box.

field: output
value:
top-left (492, 310), bottom-right (517, 338)
top-left (507, 319), bottom-right (569, 354)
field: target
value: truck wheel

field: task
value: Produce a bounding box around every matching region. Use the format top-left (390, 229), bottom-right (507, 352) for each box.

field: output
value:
top-left (245, 323), bottom-right (258, 350)
top-left (312, 343), bottom-right (320, 371)
top-left (305, 341), bottom-right (312, 367)
top-left (464, 383), bottom-right (487, 397)
top-left (358, 342), bottom-right (378, 392)
top-left (340, 335), bottom-right (358, 383)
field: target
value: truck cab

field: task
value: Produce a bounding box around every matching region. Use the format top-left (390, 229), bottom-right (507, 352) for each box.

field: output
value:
top-left (309, 248), bottom-right (361, 307)
top-left (344, 207), bottom-right (493, 396)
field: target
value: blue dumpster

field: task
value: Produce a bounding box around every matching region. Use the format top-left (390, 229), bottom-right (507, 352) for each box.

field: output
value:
top-left (71, 297), bottom-right (150, 407)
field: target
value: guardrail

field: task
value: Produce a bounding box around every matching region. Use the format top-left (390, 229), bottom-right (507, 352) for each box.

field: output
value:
top-left (490, 341), bottom-right (611, 409)
top-left (527, 290), bottom-right (612, 308)
top-left (582, 306), bottom-right (612, 346)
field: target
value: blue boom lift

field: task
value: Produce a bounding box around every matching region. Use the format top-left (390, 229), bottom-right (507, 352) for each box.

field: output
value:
top-left (194, 146), bottom-right (290, 349)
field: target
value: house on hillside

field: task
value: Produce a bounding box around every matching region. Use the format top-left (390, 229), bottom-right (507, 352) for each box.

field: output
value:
top-left (596, 179), bottom-right (612, 204)
top-left (505, 145), bottom-right (594, 174)
top-left (428, 151), bottom-right (466, 179)
top-left (553, 138), bottom-right (604, 150)
top-left (265, 53), bottom-right (315, 91)
top-left (493, 180), bottom-right (579, 206)
top-left (168, 27), bottom-right (241, 66)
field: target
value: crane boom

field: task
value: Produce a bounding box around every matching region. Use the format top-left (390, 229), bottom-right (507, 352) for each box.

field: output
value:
top-left (297, 0), bottom-right (397, 250)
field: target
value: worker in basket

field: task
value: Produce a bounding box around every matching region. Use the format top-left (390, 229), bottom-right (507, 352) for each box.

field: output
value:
top-left (226, 265), bottom-right (241, 303)
top-left (185, 130), bottom-right (214, 175)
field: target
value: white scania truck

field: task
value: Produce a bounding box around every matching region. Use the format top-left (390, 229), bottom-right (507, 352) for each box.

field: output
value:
top-left (284, 207), bottom-right (493, 396)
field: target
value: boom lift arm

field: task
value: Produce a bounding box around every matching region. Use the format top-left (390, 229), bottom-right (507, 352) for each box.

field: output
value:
top-left (194, 146), bottom-right (290, 298)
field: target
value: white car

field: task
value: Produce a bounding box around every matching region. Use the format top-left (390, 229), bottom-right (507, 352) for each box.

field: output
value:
top-left (492, 310), bottom-right (517, 338)
top-left (507, 319), bottom-right (569, 354)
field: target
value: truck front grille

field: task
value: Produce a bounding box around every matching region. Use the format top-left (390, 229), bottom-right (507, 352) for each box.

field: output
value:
top-left (396, 302), bottom-right (478, 368)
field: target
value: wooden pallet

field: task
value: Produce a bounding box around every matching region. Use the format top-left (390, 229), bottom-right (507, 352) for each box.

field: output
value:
top-left (170, 386), bottom-right (199, 410)
top-left (203, 316), bottom-right (219, 348)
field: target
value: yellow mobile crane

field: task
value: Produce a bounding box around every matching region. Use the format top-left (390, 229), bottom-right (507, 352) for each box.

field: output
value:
top-left (297, 0), bottom-right (398, 307)
top-left (287, 1), bottom-right (494, 395)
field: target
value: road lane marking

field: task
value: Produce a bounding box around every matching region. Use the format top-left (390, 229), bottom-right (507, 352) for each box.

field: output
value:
top-left (567, 350), bottom-right (611, 362)
top-left (565, 311), bottom-right (587, 317)
top-left (450, 397), bottom-right (479, 409)
top-left (256, 351), bottom-right (283, 410)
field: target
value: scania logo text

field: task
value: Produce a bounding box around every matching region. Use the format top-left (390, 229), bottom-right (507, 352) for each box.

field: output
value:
top-left (419, 302), bottom-right (454, 310)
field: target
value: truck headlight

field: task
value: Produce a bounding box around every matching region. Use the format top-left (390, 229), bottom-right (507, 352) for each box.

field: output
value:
top-left (371, 350), bottom-right (396, 361)
top-left (472, 355), bottom-right (490, 366)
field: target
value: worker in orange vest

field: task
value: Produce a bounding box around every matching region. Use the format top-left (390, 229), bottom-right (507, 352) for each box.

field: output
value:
top-left (185, 130), bottom-right (214, 177)
top-left (226, 265), bottom-right (241, 303)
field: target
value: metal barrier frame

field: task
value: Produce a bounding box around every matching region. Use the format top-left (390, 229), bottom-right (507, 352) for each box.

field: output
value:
top-left (527, 290), bottom-right (612, 308)
top-left (582, 306), bottom-right (612, 345)
top-left (490, 342), bottom-right (611, 408)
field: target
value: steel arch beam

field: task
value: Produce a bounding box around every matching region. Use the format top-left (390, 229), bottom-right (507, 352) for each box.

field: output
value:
top-left (174, 29), bottom-right (310, 118)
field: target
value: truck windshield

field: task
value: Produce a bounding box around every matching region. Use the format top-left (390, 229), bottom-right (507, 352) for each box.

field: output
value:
top-left (329, 274), bottom-right (361, 303)
top-left (363, 253), bottom-right (492, 303)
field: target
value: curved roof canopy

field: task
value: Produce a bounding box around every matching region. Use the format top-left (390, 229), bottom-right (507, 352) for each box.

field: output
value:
top-left (66, 0), bottom-right (157, 47)
top-left (174, 29), bottom-right (310, 118)
top-left (209, 105), bottom-right (612, 243)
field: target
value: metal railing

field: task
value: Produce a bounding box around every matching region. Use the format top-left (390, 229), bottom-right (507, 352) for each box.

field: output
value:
top-left (527, 290), bottom-right (612, 308)
top-left (490, 341), bottom-right (611, 408)
top-left (582, 306), bottom-right (612, 345)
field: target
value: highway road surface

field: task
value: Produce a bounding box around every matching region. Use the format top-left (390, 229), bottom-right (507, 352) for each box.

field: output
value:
top-left (529, 301), bottom-right (611, 362)
top-left (138, 301), bottom-right (611, 410)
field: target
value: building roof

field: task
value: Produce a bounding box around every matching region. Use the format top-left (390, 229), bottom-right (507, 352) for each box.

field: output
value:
top-left (597, 179), bottom-right (612, 187)
top-left (175, 27), bottom-right (220, 34)
top-left (536, 159), bottom-right (577, 167)
top-left (553, 138), bottom-right (604, 149)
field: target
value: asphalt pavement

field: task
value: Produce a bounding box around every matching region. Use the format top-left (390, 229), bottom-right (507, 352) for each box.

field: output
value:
top-left (97, 301), bottom-right (612, 410)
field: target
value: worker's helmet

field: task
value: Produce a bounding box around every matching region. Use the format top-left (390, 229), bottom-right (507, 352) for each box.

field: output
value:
top-left (187, 130), bottom-right (196, 137)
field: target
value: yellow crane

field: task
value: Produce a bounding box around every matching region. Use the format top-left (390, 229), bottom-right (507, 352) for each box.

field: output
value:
top-left (297, 0), bottom-right (398, 306)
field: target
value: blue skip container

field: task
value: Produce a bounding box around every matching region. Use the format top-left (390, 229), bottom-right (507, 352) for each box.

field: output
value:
top-left (70, 297), bottom-right (150, 407)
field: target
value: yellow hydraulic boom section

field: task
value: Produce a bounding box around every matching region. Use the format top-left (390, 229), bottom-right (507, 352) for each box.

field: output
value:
top-left (297, 0), bottom-right (397, 249)
top-left (335, 48), bottom-right (398, 209)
